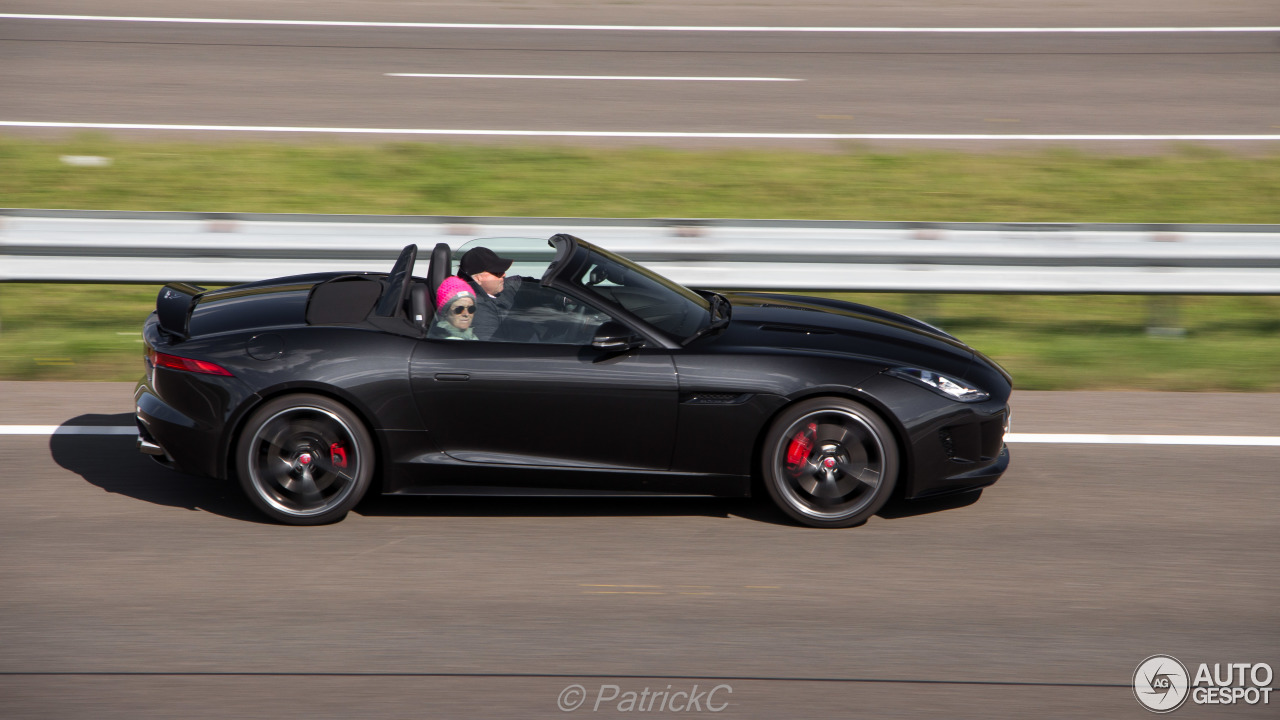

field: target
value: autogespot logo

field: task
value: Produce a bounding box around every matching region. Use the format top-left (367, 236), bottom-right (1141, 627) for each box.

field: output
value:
top-left (1134, 655), bottom-right (1190, 713)
top-left (1134, 655), bottom-right (1275, 712)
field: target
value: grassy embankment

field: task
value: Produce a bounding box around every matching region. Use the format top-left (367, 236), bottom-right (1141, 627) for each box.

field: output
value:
top-left (2, 135), bottom-right (1278, 389)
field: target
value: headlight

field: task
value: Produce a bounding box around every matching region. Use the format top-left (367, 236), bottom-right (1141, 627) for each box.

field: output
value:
top-left (887, 367), bottom-right (989, 402)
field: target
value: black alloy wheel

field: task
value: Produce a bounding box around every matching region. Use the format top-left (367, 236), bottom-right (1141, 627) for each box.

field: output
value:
top-left (236, 394), bottom-right (374, 525)
top-left (762, 397), bottom-right (899, 528)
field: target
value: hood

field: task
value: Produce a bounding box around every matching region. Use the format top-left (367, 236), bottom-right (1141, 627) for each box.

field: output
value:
top-left (708, 292), bottom-right (992, 384)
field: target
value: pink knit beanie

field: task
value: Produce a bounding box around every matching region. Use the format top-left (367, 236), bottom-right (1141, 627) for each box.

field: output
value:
top-left (436, 276), bottom-right (476, 312)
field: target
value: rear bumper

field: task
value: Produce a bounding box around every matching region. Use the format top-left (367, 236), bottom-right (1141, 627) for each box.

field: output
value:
top-left (134, 379), bottom-right (224, 478)
top-left (134, 426), bottom-right (178, 469)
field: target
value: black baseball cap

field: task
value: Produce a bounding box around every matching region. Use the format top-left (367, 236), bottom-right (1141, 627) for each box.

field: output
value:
top-left (458, 247), bottom-right (514, 278)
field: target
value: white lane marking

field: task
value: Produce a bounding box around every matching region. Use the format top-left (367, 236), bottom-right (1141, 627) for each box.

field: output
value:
top-left (3, 15), bottom-right (1278, 32)
top-left (0, 426), bottom-right (137, 436)
top-left (3, 426), bottom-right (1279, 446)
top-left (3, 122), bottom-right (1279, 142)
top-left (1007, 433), bottom-right (1280, 447)
top-left (386, 73), bottom-right (802, 82)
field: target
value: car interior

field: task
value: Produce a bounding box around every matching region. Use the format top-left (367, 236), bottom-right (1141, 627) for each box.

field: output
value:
top-left (304, 274), bottom-right (385, 326)
top-left (409, 241), bottom-right (451, 326)
top-left (305, 242), bottom-right (441, 330)
top-left (304, 239), bottom-right (648, 345)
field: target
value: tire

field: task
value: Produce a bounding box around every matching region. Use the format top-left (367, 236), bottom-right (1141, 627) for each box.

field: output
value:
top-left (235, 394), bottom-right (374, 525)
top-left (761, 397), bottom-right (899, 528)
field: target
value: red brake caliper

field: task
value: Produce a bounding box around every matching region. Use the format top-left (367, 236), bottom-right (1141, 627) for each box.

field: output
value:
top-left (329, 443), bottom-right (348, 469)
top-left (785, 422), bottom-right (818, 469)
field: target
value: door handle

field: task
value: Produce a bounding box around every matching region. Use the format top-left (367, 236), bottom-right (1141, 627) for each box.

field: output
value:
top-left (434, 373), bottom-right (470, 382)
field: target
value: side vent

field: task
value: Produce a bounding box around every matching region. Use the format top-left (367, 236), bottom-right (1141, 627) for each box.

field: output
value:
top-left (939, 429), bottom-right (957, 460)
top-left (940, 418), bottom-right (1005, 464)
top-left (680, 392), bottom-right (751, 405)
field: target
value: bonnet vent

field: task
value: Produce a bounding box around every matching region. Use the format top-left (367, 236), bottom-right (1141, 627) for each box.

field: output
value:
top-left (759, 324), bottom-right (834, 336)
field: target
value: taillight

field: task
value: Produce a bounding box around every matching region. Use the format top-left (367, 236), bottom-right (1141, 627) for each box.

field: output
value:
top-left (147, 347), bottom-right (234, 376)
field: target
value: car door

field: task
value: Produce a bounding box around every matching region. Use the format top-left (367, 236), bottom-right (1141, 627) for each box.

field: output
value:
top-left (409, 310), bottom-right (678, 473)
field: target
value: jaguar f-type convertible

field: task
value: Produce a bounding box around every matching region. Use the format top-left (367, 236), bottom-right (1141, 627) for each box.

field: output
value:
top-left (135, 234), bottom-right (1011, 528)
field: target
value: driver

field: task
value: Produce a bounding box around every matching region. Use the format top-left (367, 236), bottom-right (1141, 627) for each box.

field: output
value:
top-left (457, 246), bottom-right (531, 341)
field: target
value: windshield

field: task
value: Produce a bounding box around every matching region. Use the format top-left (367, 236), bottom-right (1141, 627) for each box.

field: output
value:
top-left (455, 236), bottom-right (559, 279)
top-left (561, 243), bottom-right (710, 341)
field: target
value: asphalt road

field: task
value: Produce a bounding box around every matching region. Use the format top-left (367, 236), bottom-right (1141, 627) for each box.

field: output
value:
top-left (2, 1), bottom-right (1278, 149)
top-left (1, 382), bottom-right (1276, 718)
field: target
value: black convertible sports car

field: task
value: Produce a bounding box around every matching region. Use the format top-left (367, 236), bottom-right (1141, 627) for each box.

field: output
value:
top-left (135, 234), bottom-right (1011, 528)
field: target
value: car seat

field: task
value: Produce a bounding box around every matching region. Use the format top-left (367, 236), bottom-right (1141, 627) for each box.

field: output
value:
top-left (410, 242), bottom-right (453, 326)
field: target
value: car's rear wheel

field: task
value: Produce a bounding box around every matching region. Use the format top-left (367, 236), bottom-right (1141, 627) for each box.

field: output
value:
top-left (236, 394), bottom-right (373, 525)
top-left (761, 397), bottom-right (899, 528)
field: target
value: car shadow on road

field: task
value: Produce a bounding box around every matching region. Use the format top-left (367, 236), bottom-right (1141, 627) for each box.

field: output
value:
top-left (354, 493), bottom-right (790, 525)
top-left (51, 413), bottom-right (267, 523)
top-left (52, 413), bottom-right (985, 527)
top-left (878, 489), bottom-right (985, 520)
top-left (356, 489), bottom-right (985, 527)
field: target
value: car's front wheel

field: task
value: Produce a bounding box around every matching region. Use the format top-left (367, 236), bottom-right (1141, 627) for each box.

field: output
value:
top-left (761, 397), bottom-right (899, 528)
top-left (236, 394), bottom-right (374, 525)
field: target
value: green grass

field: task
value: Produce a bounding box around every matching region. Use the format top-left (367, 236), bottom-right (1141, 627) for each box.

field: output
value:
top-left (2, 134), bottom-right (1279, 387)
top-left (3, 134), bottom-right (1279, 222)
top-left (0, 284), bottom-right (158, 381)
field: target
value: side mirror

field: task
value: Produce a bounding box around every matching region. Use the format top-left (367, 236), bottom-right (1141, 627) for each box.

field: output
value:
top-left (591, 321), bottom-right (643, 351)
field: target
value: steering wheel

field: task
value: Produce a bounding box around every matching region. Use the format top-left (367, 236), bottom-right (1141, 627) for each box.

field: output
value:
top-left (553, 295), bottom-right (605, 343)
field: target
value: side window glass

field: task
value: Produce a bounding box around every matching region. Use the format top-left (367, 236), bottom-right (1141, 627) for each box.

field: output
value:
top-left (487, 283), bottom-right (613, 346)
top-left (569, 252), bottom-right (706, 340)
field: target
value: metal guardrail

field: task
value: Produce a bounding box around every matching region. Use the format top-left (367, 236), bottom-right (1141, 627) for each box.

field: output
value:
top-left (2, 209), bottom-right (1279, 294)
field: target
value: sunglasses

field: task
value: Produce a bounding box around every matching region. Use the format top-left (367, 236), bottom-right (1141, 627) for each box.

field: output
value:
top-left (451, 304), bottom-right (476, 316)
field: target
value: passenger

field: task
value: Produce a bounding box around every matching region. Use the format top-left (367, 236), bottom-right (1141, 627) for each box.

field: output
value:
top-left (457, 246), bottom-right (527, 341)
top-left (432, 276), bottom-right (478, 340)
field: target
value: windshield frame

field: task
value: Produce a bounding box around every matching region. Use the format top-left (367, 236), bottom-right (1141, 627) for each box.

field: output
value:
top-left (544, 234), bottom-right (712, 349)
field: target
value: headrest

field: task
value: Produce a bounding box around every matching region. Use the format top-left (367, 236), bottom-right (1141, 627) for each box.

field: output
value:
top-left (427, 242), bottom-right (452, 308)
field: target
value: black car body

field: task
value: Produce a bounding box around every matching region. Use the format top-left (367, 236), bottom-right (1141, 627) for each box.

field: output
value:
top-left (136, 234), bottom-right (1011, 527)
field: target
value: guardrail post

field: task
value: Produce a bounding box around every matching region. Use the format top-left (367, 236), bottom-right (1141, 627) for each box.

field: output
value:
top-left (1146, 295), bottom-right (1186, 337)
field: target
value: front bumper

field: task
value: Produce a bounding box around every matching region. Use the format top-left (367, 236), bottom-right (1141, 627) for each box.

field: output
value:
top-left (911, 443), bottom-right (1009, 499)
top-left (900, 398), bottom-right (1012, 500)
